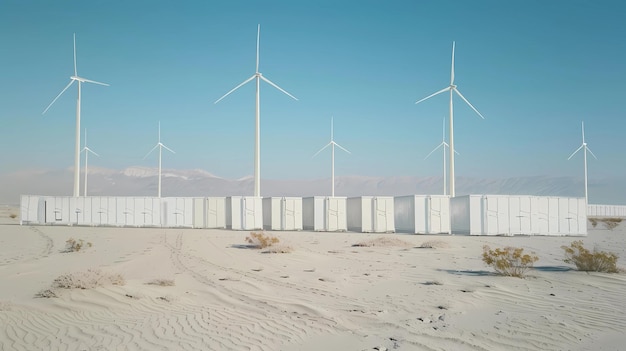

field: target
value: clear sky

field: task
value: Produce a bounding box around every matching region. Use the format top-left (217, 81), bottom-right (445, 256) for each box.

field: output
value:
top-left (1, 0), bottom-right (625, 182)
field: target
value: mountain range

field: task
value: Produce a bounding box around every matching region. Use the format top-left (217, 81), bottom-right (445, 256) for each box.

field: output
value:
top-left (1, 167), bottom-right (624, 205)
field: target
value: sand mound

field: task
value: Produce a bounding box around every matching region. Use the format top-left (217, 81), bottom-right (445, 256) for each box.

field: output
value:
top-left (352, 237), bottom-right (413, 248)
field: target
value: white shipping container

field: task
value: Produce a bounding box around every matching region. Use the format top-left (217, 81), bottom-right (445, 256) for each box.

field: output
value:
top-left (347, 196), bottom-right (395, 233)
top-left (263, 197), bottom-right (303, 231)
top-left (587, 204), bottom-right (626, 218)
top-left (302, 196), bottom-right (347, 232)
top-left (451, 195), bottom-right (587, 236)
top-left (226, 196), bottom-right (263, 230)
top-left (206, 197), bottom-right (227, 229)
top-left (163, 197), bottom-right (194, 228)
top-left (20, 195), bottom-right (44, 225)
top-left (394, 195), bottom-right (450, 234)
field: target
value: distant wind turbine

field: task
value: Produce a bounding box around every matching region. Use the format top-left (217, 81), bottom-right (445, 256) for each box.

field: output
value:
top-left (567, 121), bottom-right (597, 204)
top-left (214, 24), bottom-right (298, 197)
top-left (81, 129), bottom-right (99, 197)
top-left (143, 122), bottom-right (175, 198)
top-left (425, 117), bottom-right (459, 196)
top-left (313, 117), bottom-right (351, 197)
top-left (42, 33), bottom-right (109, 197)
top-left (415, 41), bottom-right (484, 198)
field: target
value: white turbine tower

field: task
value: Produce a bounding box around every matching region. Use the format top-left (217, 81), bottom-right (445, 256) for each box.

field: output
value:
top-left (81, 129), bottom-right (99, 197)
top-left (43, 33), bottom-right (109, 197)
top-left (313, 117), bottom-right (351, 197)
top-left (144, 122), bottom-right (175, 198)
top-left (415, 41), bottom-right (484, 198)
top-left (424, 117), bottom-right (459, 196)
top-left (567, 121), bottom-right (597, 204)
top-left (214, 24), bottom-right (298, 197)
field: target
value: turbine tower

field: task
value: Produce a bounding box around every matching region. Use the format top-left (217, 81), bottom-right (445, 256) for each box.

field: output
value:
top-left (214, 24), bottom-right (298, 197)
top-left (424, 117), bottom-right (459, 196)
top-left (144, 122), bottom-right (175, 198)
top-left (567, 121), bottom-right (597, 204)
top-left (313, 117), bottom-right (351, 197)
top-left (81, 129), bottom-right (99, 197)
top-left (415, 41), bottom-right (484, 198)
top-left (43, 33), bottom-right (109, 197)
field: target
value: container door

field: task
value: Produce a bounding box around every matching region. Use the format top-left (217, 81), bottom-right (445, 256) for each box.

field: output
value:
top-left (548, 197), bottom-right (559, 235)
top-left (193, 198), bottom-right (205, 228)
top-left (374, 197), bottom-right (392, 232)
top-left (243, 197), bottom-right (262, 230)
top-left (326, 197), bottom-right (339, 231)
top-left (283, 198), bottom-right (297, 230)
top-left (429, 197), bottom-right (442, 234)
top-left (509, 197), bottom-right (522, 234)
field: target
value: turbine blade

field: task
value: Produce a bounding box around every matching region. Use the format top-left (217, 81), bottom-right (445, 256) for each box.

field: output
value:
top-left (214, 75), bottom-right (256, 104)
top-left (143, 144), bottom-right (159, 159)
top-left (312, 143), bottom-right (332, 158)
top-left (79, 77), bottom-right (110, 86)
top-left (73, 33), bottom-right (78, 76)
top-left (581, 121), bottom-right (585, 143)
top-left (586, 147), bottom-right (598, 160)
top-left (256, 24), bottom-right (260, 73)
top-left (415, 86), bottom-right (450, 105)
top-left (424, 143), bottom-right (444, 160)
top-left (451, 41), bottom-right (455, 85)
top-left (567, 145), bottom-right (584, 160)
top-left (260, 75), bottom-right (298, 101)
top-left (334, 142), bottom-right (351, 154)
top-left (86, 148), bottom-right (100, 157)
top-left (42, 80), bottom-right (75, 114)
top-left (454, 88), bottom-right (485, 119)
top-left (162, 144), bottom-right (176, 154)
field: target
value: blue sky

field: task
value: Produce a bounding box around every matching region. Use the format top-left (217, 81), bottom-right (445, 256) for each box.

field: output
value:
top-left (1, 0), bottom-right (625, 182)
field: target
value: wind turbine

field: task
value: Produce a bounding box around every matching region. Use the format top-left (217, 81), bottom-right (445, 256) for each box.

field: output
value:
top-left (143, 122), bottom-right (175, 198)
top-left (425, 117), bottom-right (459, 196)
top-left (214, 24), bottom-right (298, 197)
top-left (567, 121), bottom-right (597, 204)
top-left (415, 41), bottom-right (484, 198)
top-left (81, 129), bottom-right (99, 197)
top-left (42, 33), bottom-right (109, 197)
top-left (313, 117), bottom-right (351, 197)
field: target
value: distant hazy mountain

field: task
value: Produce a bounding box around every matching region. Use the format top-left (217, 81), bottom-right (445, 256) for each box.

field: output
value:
top-left (1, 167), bottom-right (624, 205)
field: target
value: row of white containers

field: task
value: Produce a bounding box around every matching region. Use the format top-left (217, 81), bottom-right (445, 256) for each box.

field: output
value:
top-left (587, 204), bottom-right (626, 218)
top-left (20, 194), bottom-right (589, 235)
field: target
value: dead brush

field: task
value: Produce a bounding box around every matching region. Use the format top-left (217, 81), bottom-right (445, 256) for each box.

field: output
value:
top-left (36, 269), bottom-right (125, 298)
top-left (245, 232), bottom-right (280, 249)
top-left (482, 245), bottom-right (539, 278)
top-left (562, 240), bottom-right (619, 273)
top-left (63, 238), bottom-right (92, 253)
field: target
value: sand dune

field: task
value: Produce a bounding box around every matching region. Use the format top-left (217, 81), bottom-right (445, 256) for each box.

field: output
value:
top-left (0, 206), bottom-right (624, 350)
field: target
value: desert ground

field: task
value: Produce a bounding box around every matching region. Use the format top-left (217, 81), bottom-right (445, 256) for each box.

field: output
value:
top-left (0, 204), bottom-right (624, 351)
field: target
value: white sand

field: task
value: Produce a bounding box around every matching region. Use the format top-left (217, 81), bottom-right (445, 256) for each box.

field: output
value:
top-left (0, 205), bottom-right (624, 350)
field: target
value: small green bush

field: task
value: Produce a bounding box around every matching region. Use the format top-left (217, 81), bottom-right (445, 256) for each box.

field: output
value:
top-left (246, 232), bottom-right (279, 249)
top-left (482, 245), bottom-right (539, 278)
top-left (562, 240), bottom-right (619, 273)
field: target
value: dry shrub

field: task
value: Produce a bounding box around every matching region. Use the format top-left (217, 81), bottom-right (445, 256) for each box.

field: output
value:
top-left (353, 237), bottom-right (412, 248)
top-left (147, 279), bottom-right (175, 286)
top-left (602, 218), bottom-right (623, 230)
top-left (9, 213), bottom-right (17, 219)
top-left (482, 245), bottom-right (539, 278)
top-left (63, 238), bottom-right (92, 252)
top-left (562, 240), bottom-right (619, 273)
top-left (588, 218), bottom-right (598, 228)
top-left (420, 240), bottom-right (450, 249)
top-left (36, 269), bottom-right (125, 298)
top-left (246, 232), bottom-right (279, 249)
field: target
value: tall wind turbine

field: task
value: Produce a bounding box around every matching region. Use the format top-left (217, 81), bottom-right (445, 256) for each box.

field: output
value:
top-left (313, 117), bottom-right (351, 197)
top-left (567, 121), bottom-right (597, 204)
top-left (42, 33), bottom-right (109, 197)
top-left (214, 24), bottom-right (298, 197)
top-left (415, 41), bottom-right (484, 198)
top-left (424, 117), bottom-right (459, 195)
top-left (81, 129), bottom-right (99, 197)
top-left (144, 122), bottom-right (175, 198)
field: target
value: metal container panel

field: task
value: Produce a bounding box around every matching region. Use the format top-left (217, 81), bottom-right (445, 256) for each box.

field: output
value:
top-left (206, 197), bottom-right (226, 229)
